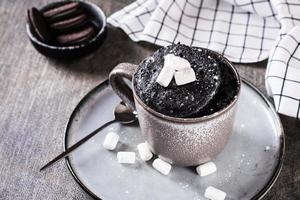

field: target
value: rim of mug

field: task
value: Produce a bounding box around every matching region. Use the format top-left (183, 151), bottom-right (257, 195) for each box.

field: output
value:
top-left (132, 47), bottom-right (241, 123)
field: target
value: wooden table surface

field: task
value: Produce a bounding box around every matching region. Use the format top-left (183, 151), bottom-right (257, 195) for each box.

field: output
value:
top-left (0, 0), bottom-right (299, 199)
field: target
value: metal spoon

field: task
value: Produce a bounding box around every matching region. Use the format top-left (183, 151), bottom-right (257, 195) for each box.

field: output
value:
top-left (40, 102), bottom-right (137, 171)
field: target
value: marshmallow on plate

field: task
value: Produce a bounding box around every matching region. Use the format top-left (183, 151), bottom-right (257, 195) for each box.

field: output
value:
top-left (117, 152), bottom-right (136, 164)
top-left (152, 158), bottom-right (172, 175)
top-left (174, 67), bottom-right (196, 86)
top-left (196, 161), bottom-right (217, 176)
top-left (204, 186), bottom-right (226, 200)
top-left (103, 132), bottom-right (119, 150)
top-left (137, 142), bottom-right (153, 161)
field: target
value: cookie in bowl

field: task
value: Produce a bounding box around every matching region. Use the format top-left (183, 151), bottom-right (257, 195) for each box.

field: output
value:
top-left (26, 1), bottom-right (106, 59)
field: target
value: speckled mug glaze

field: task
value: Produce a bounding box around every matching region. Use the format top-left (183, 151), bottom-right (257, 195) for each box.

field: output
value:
top-left (109, 49), bottom-right (241, 166)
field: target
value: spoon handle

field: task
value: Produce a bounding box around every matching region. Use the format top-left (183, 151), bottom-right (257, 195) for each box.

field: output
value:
top-left (40, 119), bottom-right (116, 171)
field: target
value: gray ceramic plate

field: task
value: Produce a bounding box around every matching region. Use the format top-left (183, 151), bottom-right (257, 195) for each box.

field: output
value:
top-left (65, 79), bottom-right (284, 200)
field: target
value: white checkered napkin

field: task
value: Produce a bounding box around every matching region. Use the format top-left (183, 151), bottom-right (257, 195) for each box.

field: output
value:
top-left (108, 0), bottom-right (280, 63)
top-left (266, 0), bottom-right (300, 119)
top-left (108, 0), bottom-right (300, 119)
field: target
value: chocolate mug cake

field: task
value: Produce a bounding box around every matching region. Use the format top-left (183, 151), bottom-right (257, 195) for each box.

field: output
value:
top-left (109, 43), bottom-right (240, 166)
top-left (133, 43), bottom-right (239, 118)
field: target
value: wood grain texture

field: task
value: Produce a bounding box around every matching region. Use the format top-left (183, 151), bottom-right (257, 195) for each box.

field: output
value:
top-left (0, 0), bottom-right (299, 199)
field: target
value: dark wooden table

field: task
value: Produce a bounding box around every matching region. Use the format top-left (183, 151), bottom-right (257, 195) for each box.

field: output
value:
top-left (0, 0), bottom-right (299, 199)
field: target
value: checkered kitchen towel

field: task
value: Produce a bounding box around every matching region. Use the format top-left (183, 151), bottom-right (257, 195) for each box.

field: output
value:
top-left (108, 0), bottom-right (300, 119)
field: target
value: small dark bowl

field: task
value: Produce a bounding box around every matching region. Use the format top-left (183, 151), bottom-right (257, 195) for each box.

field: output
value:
top-left (26, 1), bottom-right (106, 59)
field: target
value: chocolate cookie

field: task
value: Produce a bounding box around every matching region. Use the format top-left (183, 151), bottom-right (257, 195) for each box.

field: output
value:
top-left (56, 25), bottom-right (95, 45)
top-left (43, 2), bottom-right (84, 23)
top-left (43, 2), bottom-right (80, 18)
top-left (27, 7), bottom-right (53, 43)
top-left (50, 13), bottom-right (87, 31)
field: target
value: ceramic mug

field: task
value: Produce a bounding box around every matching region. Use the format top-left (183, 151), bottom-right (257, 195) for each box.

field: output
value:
top-left (109, 49), bottom-right (241, 166)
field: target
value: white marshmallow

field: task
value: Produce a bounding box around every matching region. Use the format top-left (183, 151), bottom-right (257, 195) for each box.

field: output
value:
top-left (103, 132), bottom-right (119, 150)
top-left (137, 143), bottom-right (153, 161)
top-left (164, 54), bottom-right (191, 70)
top-left (196, 162), bottom-right (217, 176)
top-left (204, 186), bottom-right (226, 200)
top-left (265, 146), bottom-right (270, 151)
top-left (117, 152), bottom-right (136, 164)
top-left (152, 158), bottom-right (172, 175)
top-left (174, 68), bottom-right (196, 86)
top-left (156, 65), bottom-right (175, 87)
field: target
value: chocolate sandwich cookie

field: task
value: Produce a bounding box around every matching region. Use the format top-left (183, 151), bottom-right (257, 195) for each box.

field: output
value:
top-left (43, 2), bottom-right (80, 18)
top-left (50, 13), bottom-right (87, 31)
top-left (46, 8), bottom-right (84, 24)
top-left (56, 25), bottom-right (95, 45)
top-left (27, 7), bottom-right (53, 43)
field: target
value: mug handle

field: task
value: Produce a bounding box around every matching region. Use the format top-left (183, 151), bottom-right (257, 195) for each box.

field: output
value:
top-left (109, 63), bottom-right (138, 111)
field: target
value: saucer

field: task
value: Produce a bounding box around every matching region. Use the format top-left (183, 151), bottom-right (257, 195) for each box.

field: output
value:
top-left (64, 79), bottom-right (284, 200)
